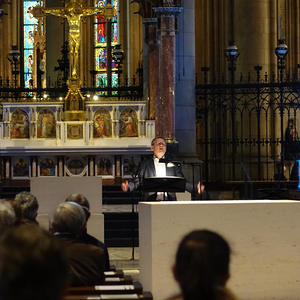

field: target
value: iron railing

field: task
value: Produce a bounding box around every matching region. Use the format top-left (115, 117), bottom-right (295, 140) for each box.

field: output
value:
top-left (196, 68), bottom-right (300, 183)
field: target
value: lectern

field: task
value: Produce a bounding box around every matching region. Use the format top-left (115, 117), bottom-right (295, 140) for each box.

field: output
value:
top-left (142, 176), bottom-right (186, 194)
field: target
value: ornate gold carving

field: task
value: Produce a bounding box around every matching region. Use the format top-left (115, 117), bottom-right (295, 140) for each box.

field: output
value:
top-left (29, 0), bottom-right (116, 121)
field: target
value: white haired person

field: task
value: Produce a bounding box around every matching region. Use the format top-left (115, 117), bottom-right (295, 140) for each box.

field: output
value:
top-left (51, 202), bottom-right (105, 286)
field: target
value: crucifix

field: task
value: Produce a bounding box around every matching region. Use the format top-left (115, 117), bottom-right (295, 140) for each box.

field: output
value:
top-left (29, 0), bottom-right (116, 120)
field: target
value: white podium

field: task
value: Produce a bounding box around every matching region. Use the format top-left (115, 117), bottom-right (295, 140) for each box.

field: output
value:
top-left (139, 200), bottom-right (300, 300)
top-left (31, 177), bottom-right (104, 241)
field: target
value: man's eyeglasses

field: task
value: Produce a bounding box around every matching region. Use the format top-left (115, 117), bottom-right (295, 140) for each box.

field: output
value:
top-left (154, 142), bottom-right (166, 147)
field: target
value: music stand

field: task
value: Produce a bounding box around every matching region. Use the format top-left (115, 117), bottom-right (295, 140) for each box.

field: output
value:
top-left (142, 176), bottom-right (186, 194)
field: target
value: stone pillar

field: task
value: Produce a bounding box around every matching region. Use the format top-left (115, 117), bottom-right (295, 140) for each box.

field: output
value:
top-left (175, 0), bottom-right (196, 155)
top-left (153, 7), bottom-right (182, 141)
top-left (144, 18), bottom-right (158, 120)
top-left (235, 1), bottom-right (274, 74)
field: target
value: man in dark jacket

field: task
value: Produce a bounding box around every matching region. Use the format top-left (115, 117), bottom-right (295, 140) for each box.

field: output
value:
top-left (51, 202), bottom-right (105, 286)
top-left (65, 193), bottom-right (110, 270)
top-left (122, 137), bottom-right (208, 201)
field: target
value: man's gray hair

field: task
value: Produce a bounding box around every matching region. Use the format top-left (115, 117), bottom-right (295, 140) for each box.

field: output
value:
top-left (0, 200), bottom-right (16, 235)
top-left (65, 193), bottom-right (90, 219)
top-left (14, 191), bottom-right (39, 221)
top-left (52, 202), bottom-right (86, 235)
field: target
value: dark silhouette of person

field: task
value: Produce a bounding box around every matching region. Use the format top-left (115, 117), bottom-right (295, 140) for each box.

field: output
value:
top-left (167, 229), bottom-right (237, 300)
top-left (0, 224), bottom-right (68, 300)
top-left (284, 118), bottom-right (300, 180)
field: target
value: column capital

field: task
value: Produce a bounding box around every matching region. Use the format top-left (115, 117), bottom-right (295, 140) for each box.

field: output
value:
top-left (153, 7), bottom-right (183, 17)
top-left (143, 17), bottom-right (158, 24)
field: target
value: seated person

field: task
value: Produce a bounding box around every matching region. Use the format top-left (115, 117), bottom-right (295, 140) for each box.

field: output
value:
top-left (13, 191), bottom-right (39, 225)
top-left (284, 119), bottom-right (300, 180)
top-left (122, 137), bottom-right (209, 201)
top-left (0, 224), bottom-right (68, 300)
top-left (51, 202), bottom-right (105, 286)
top-left (65, 193), bottom-right (110, 270)
top-left (168, 229), bottom-right (237, 300)
top-left (0, 199), bottom-right (16, 236)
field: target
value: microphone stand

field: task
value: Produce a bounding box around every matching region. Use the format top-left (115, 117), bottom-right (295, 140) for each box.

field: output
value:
top-left (130, 166), bottom-right (142, 261)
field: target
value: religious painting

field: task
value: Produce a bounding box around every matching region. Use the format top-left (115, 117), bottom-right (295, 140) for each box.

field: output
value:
top-left (37, 109), bottom-right (56, 138)
top-left (67, 124), bottom-right (83, 139)
top-left (12, 157), bottom-right (30, 179)
top-left (10, 109), bottom-right (29, 139)
top-left (94, 108), bottom-right (112, 138)
top-left (39, 157), bottom-right (56, 176)
top-left (119, 108), bottom-right (138, 137)
top-left (122, 156), bottom-right (141, 178)
top-left (65, 157), bottom-right (87, 176)
top-left (96, 156), bottom-right (114, 177)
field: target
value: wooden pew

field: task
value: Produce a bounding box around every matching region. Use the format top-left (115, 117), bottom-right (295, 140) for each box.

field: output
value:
top-left (104, 275), bottom-right (133, 285)
top-left (104, 270), bottom-right (124, 278)
top-left (64, 291), bottom-right (153, 300)
top-left (66, 282), bottom-right (143, 295)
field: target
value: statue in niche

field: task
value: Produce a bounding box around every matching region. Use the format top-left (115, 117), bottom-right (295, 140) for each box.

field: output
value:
top-left (119, 108), bottom-right (138, 137)
top-left (37, 109), bottom-right (56, 138)
top-left (94, 108), bottom-right (112, 138)
top-left (10, 109), bottom-right (29, 139)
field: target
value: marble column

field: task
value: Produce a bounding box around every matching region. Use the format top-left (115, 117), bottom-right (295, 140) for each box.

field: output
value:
top-left (144, 18), bottom-right (158, 120)
top-left (153, 7), bottom-right (182, 141)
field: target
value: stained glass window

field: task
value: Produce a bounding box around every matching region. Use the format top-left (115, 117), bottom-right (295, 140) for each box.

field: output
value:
top-left (23, 0), bottom-right (43, 88)
top-left (94, 0), bottom-right (119, 93)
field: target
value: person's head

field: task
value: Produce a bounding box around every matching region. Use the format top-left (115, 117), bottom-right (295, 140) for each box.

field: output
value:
top-left (151, 137), bottom-right (167, 159)
top-left (0, 224), bottom-right (68, 300)
top-left (173, 229), bottom-right (231, 300)
top-left (51, 202), bottom-right (86, 236)
top-left (14, 191), bottom-right (39, 222)
top-left (65, 193), bottom-right (90, 221)
top-left (0, 199), bottom-right (16, 236)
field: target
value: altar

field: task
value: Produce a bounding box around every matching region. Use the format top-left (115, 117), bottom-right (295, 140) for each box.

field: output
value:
top-left (31, 177), bottom-right (104, 241)
top-left (139, 200), bottom-right (300, 300)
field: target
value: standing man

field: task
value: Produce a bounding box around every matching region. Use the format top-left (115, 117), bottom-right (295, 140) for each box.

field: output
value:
top-left (121, 137), bottom-right (207, 201)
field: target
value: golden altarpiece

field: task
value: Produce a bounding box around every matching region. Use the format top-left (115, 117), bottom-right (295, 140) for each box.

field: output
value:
top-left (0, 0), bottom-right (156, 181)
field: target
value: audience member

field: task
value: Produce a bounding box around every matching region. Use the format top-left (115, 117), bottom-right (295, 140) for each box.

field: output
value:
top-left (0, 224), bottom-right (68, 300)
top-left (65, 193), bottom-right (110, 270)
top-left (14, 191), bottom-right (39, 224)
top-left (51, 202), bottom-right (105, 286)
top-left (0, 199), bottom-right (16, 236)
top-left (168, 229), bottom-right (237, 300)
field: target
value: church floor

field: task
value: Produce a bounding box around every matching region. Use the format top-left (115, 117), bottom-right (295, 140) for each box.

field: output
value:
top-left (108, 247), bottom-right (140, 281)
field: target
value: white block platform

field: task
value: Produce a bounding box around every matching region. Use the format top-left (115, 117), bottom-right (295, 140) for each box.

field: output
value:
top-left (139, 200), bottom-right (300, 300)
top-left (31, 177), bottom-right (104, 241)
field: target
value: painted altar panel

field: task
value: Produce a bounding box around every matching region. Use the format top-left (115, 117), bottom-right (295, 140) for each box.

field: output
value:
top-left (37, 109), bottom-right (56, 138)
top-left (65, 156), bottom-right (88, 176)
top-left (119, 108), bottom-right (138, 137)
top-left (122, 155), bottom-right (141, 178)
top-left (95, 156), bottom-right (114, 177)
top-left (10, 109), bottom-right (29, 139)
top-left (38, 157), bottom-right (57, 176)
top-left (12, 157), bottom-right (30, 179)
top-left (93, 108), bottom-right (112, 138)
top-left (67, 123), bottom-right (84, 139)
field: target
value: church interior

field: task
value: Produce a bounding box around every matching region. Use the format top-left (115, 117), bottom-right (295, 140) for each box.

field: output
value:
top-left (1, 0), bottom-right (300, 299)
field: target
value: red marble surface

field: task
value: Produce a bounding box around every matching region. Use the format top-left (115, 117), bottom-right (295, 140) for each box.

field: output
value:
top-left (156, 15), bottom-right (176, 140)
